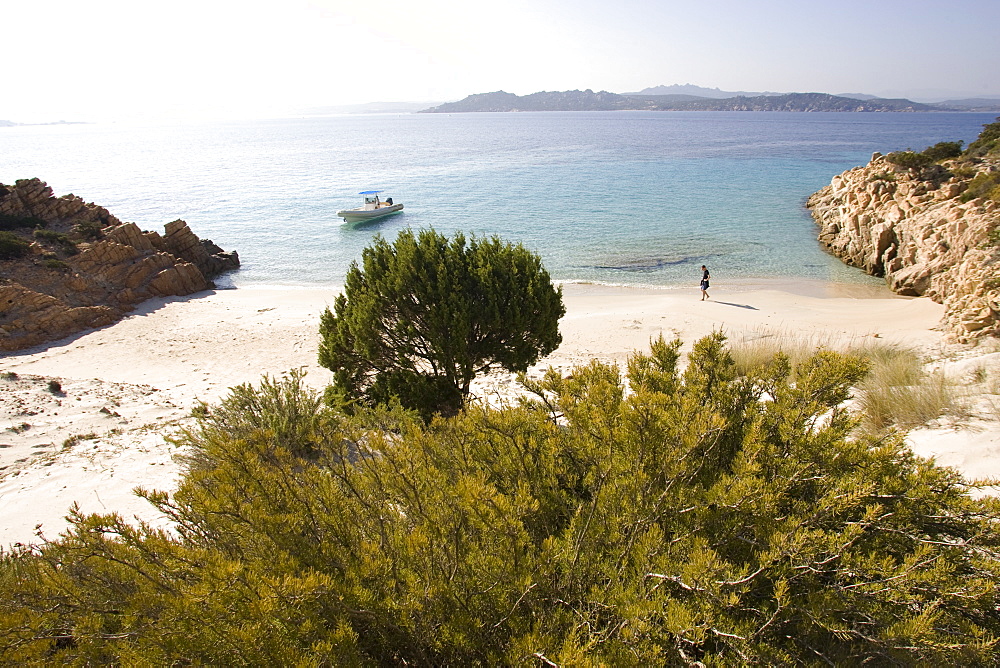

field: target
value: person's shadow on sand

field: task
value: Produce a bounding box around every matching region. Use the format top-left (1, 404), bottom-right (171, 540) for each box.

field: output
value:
top-left (712, 301), bottom-right (759, 310)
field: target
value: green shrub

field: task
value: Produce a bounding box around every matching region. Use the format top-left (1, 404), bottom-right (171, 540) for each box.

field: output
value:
top-left (32, 228), bottom-right (73, 245)
top-left (0, 213), bottom-right (46, 231)
top-left (959, 171), bottom-right (1000, 203)
top-left (965, 117), bottom-right (1000, 157)
top-left (921, 140), bottom-right (963, 161)
top-left (0, 230), bottom-right (30, 260)
top-left (32, 228), bottom-right (79, 255)
top-left (180, 369), bottom-right (326, 463)
top-left (3, 335), bottom-right (999, 664)
top-left (43, 258), bottom-right (68, 270)
top-left (885, 139), bottom-right (967, 176)
top-left (72, 220), bottom-right (104, 240)
top-left (886, 150), bottom-right (932, 170)
top-left (951, 164), bottom-right (979, 179)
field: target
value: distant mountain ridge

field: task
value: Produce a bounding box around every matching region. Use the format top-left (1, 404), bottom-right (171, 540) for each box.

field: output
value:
top-left (627, 84), bottom-right (785, 98)
top-left (421, 90), bottom-right (964, 113)
top-left (936, 98), bottom-right (1000, 111)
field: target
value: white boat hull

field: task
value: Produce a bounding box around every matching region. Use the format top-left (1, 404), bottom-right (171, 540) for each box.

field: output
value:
top-left (337, 203), bottom-right (404, 223)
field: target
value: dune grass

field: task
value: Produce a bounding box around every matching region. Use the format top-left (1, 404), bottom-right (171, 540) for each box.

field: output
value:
top-left (855, 356), bottom-right (962, 434)
top-left (729, 328), bottom-right (967, 434)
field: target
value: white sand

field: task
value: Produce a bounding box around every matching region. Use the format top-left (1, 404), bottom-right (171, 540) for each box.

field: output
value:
top-left (2, 282), bottom-right (996, 548)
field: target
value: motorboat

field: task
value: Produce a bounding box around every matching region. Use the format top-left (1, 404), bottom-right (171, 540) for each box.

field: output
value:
top-left (337, 190), bottom-right (404, 223)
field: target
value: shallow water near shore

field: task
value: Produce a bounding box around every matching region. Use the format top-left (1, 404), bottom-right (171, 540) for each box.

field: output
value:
top-left (2, 111), bottom-right (994, 289)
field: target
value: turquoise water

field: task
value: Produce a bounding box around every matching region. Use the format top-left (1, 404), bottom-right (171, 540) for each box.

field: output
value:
top-left (2, 111), bottom-right (995, 289)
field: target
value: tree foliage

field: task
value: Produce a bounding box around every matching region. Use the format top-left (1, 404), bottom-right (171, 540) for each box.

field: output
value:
top-left (3, 336), bottom-right (1000, 664)
top-left (318, 228), bottom-right (564, 419)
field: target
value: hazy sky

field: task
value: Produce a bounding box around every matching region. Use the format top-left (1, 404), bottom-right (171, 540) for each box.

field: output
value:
top-left (4, 0), bottom-right (998, 122)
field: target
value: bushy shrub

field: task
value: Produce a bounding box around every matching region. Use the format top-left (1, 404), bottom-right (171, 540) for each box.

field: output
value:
top-left (886, 150), bottom-right (933, 170)
top-left (0, 230), bottom-right (30, 260)
top-left (965, 117), bottom-right (1000, 157)
top-left (72, 220), bottom-right (104, 240)
top-left (885, 140), bottom-right (965, 182)
top-left (0, 213), bottom-right (46, 231)
top-left (31, 228), bottom-right (80, 257)
top-left (32, 228), bottom-right (77, 250)
top-left (3, 335), bottom-right (1000, 665)
top-left (921, 140), bottom-right (963, 161)
top-left (986, 226), bottom-right (1000, 248)
top-left (959, 171), bottom-right (1000, 203)
top-left (952, 164), bottom-right (979, 179)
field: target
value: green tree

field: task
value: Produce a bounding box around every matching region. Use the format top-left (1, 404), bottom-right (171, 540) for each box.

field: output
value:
top-left (4, 336), bottom-right (1000, 664)
top-left (318, 228), bottom-right (565, 418)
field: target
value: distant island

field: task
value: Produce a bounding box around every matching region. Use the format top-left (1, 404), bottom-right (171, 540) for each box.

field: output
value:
top-left (421, 89), bottom-right (1000, 114)
top-left (0, 119), bottom-right (87, 127)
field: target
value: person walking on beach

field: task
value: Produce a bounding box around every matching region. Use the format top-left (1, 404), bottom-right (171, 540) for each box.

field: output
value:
top-left (700, 265), bottom-right (710, 301)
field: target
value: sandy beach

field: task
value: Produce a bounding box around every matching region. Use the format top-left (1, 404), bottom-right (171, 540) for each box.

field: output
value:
top-left (2, 282), bottom-right (998, 548)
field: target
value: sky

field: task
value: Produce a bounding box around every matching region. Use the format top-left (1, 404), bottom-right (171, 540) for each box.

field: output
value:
top-left (3, 0), bottom-right (998, 122)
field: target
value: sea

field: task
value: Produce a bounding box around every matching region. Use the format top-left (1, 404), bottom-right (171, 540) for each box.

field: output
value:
top-left (2, 111), bottom-right (995, 292)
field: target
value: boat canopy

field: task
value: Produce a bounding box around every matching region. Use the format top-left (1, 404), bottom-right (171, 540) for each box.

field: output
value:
top-left (358, 190), bottom-right (383, 195)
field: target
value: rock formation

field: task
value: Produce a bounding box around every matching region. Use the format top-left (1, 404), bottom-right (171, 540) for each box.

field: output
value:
top-left (0, 178), bottom-right (239, 351)
top-left (808, 155), bottom-right (1000, 341)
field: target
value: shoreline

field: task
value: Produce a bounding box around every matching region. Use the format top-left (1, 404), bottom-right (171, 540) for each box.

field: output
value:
top-left (554, 275), bottom-right (901, 299)
top-left (230, 273), bottom-right (895, 300)
top-left (4, 281), bottom-right (994, 548)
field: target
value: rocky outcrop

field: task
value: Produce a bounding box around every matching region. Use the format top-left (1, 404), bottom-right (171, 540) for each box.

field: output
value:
top-left (0, 178), bottom-right (239, 351)
top-left (808, 156), bottom-right (1000, 341)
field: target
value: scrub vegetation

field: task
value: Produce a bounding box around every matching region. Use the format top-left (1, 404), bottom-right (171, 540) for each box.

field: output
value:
top-left (0, 230), bottom-right (30, 260)
top-left (729, 330), bottom-right (966, 434)
top-left (884, 118), bottom-right (1000, 199)
top-left (3, 334), bottom-right (999, 664)
top-left (3, 228), bottom-right (999, 664)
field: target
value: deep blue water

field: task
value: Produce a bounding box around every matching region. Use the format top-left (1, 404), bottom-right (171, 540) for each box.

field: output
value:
top-left (2, 111), bottom-right (995, 289)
